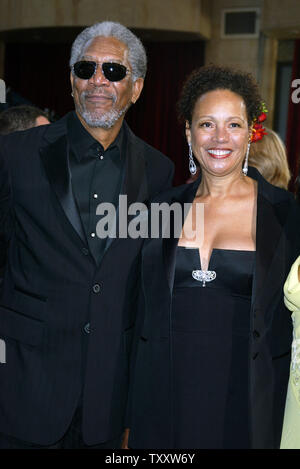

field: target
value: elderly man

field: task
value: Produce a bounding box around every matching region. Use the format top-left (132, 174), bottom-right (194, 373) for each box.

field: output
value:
top-left (0, 21), bottom-right (173, 449)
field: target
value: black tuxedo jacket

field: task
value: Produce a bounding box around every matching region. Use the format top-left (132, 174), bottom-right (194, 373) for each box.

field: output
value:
top-left (129, 167), bottom-right (300, 449)
top-left (0, 113), bottom-right (174, 445)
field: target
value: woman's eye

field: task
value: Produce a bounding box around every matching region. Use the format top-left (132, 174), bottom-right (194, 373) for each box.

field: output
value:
top-left (230, 122), bottom-right (241, 128)
top-left (200, 122), bottom-right (213, 128)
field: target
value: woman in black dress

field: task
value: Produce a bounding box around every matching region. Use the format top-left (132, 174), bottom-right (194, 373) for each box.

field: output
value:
top-left (127, 65), bottom-right (300, 449)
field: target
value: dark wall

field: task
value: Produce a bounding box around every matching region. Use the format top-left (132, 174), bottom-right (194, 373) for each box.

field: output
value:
top-left (4, 42), bottom-right (73, 117)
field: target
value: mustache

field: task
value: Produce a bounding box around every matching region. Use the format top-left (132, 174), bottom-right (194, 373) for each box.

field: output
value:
top-left (81, 90), bottom-right (116, 101)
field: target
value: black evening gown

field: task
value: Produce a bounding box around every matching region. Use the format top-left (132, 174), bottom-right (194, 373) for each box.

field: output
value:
top-left (171, 247), bottom-right (255, 448)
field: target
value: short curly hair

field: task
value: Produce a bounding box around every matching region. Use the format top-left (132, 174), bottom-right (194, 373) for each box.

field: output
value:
top-left (177, 64), bottom-right (262, 125)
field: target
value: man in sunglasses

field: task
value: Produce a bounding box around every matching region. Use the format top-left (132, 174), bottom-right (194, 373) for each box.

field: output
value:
top-left (0, 21), bottom-right (174, 448)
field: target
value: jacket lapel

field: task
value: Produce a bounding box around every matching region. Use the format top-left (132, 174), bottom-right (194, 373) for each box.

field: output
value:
top-left (163, 177), bottom-right (200, 292)
top-left (123, 125), bottom-right (148, 206)
top-left (40, 133), bottom-right (86, 244)
top-left (141, 180), bottom-right (199, 339)
top-left (104, 124), bottom-right (148, 252)
top-left (252, 188), bottom-right (289, 312)
top-left (40, 118), bottom-right (149, 255)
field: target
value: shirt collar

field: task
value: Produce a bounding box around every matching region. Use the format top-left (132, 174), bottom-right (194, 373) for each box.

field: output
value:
top-left (67, 111), bottom-right (124, 162)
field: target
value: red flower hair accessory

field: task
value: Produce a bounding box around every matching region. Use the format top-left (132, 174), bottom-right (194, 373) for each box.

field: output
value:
top-left (251, 103), bottom-right (268, 143)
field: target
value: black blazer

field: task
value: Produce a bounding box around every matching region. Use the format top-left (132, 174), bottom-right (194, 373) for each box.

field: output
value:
top-left (0, 113), bottom-right (174, 445)
top-left (129, 167), bottom-right (300, 449)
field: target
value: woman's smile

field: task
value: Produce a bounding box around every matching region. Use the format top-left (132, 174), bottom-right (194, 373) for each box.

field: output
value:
top-left (206, 148), bottom-right (233, 159)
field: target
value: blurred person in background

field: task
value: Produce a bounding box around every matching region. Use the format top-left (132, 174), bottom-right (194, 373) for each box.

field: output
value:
top-left (248, 127), bottom-right (291, 190)
top-left (280, 255), bottom-right (300, 448)
top-left (0, 105), bottom-right (50, 135)
top-left (0, 105), bottom-right (49, 284)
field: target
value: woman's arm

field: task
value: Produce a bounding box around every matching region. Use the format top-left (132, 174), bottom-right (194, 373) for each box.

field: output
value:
top-left (281, 256), bottom-right (300, 449)
top-left (284, 256), bottom-right (300, 312)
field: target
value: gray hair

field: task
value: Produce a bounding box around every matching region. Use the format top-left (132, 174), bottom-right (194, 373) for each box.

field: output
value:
top-left (69, 21), bottom-right (147, 81)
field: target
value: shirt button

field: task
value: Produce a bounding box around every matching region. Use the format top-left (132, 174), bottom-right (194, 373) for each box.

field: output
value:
top-left (99, 155), bottom-right (104, 160)
top-left (83, 323), bottom-right (90, 334)
top-left (91, 232), bottom-right (96, 238)
top-left (93, 284), bottom-right (101, 294)
top-left (93, 194), bottom-right (98, 199)
top-left (253, 330), bottom-right (260, 339)
top-left (82, 247), bottom-right (89, 255)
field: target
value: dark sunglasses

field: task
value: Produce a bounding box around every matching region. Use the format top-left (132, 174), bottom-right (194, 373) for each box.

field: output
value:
top-left (73, 61), bottom-right (129, 82)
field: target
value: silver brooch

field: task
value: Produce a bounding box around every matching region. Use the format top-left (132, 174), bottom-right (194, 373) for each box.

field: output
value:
top-left (192, 270), bottom-right (216, 287)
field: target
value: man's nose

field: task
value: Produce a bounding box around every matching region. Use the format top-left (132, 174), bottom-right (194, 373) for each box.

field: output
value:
top-left (89, 64), bottom-right (110, 86)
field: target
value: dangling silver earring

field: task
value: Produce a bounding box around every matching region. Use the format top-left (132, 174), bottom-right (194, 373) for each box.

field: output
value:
top-left (242, 142), bottom-right (250, 176)
top-left (188, 142), bottom-right (197, 175)
top-left (71, 91), bottom-right (74, 97)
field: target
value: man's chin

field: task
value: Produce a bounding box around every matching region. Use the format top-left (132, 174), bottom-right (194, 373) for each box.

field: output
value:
top-left (78, 110), bottom-right (119, 129)
top-left (76, 105), bottom-right (128, 130)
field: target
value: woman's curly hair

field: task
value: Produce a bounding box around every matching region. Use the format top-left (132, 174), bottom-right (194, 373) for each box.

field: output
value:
top-left (177, 64), bottom-right (263, 125)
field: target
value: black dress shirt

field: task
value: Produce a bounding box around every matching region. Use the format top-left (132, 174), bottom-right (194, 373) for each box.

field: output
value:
top-left (67, 112), bottom-right (126, 264)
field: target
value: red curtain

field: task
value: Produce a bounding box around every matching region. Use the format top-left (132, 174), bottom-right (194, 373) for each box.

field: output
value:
top-left (286, 39), bottom-right (300, 193)
top-left (4, 42), bottom-right (73, 118)
top-left (126, 41), bottom-right (204, 186)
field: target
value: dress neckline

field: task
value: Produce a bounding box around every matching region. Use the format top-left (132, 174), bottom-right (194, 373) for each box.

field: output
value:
top-left (177, 246), bottom-right (256, 271)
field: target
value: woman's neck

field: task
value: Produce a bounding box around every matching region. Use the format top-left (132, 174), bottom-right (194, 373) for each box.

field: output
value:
top-left (197, 170), bottom-right (252, 199)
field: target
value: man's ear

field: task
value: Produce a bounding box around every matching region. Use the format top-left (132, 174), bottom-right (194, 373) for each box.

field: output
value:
top-left (70, 71), bottom-right (74, 95)
top-left (131, 78), bottom-right (144, 104)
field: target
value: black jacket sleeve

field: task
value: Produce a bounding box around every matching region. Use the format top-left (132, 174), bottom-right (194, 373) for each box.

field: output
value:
top-left (0, 136), bottom-right (13, 269)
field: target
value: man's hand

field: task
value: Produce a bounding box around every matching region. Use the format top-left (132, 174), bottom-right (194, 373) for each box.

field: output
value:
top-left (121, 428), bottom-right (130, 449)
